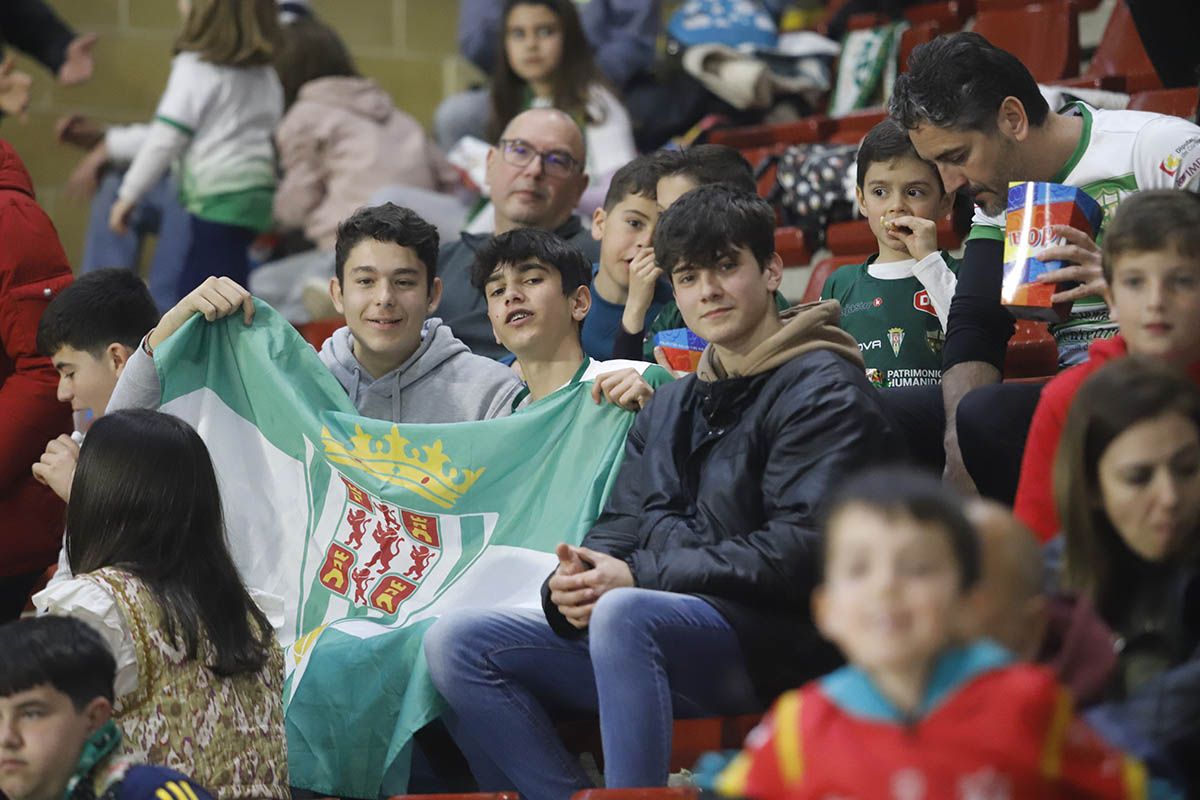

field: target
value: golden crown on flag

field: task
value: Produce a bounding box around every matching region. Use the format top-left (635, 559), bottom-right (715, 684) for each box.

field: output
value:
top-left (321, 425), bottom-right (484, 508)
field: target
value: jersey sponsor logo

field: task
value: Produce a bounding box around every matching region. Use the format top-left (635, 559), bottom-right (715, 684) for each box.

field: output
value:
top-left (859, 339), bottom-right (883, 352)
top-left (1175, 157), bottom-right (1200, 189)
top-left (886, 368), bottom-right (941, 387)
top-left (841, 300), bottom-right (874, 316)
top-left (887, 327), bottom-right (905, 357)
top-left (872, 296), bottom-right (884, 308)
top-left (913, 289), bottom-right (936, 318)
top-left (1160, 154), bottom-right (1182, 177)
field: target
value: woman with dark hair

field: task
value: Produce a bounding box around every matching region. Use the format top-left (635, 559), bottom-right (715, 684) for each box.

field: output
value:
top-left (1053, 356), bottom-right (1200, 790)
top-left (34, 409), bottom-right (288, 800)
top-left (487, 0), bottom-right (636, 214)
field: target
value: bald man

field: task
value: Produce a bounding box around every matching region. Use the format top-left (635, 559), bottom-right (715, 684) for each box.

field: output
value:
top-left (436, 109), bottom-right (601, 359)
top-left (963, 498), bottom-right (1117, 707)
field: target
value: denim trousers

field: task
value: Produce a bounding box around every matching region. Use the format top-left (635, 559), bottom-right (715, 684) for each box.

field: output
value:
top-left (423, 587), bottom-right (761, 800)
top-left (82, 170), bottom-right (193, 312)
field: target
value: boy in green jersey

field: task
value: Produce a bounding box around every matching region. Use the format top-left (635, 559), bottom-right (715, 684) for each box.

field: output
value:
top-left (822, 119), bottom-right (958, 387)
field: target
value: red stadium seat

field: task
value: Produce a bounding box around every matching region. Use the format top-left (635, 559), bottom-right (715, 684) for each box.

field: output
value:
top-left (1127, 88), bottom-right (1199, 119)
top-left (826, 215), bottom-right (964, 257)
top-left (571, 790), bottom-right (698, 800)
top-left (296, 317), bottom-right (342, 350)
top-left (802, 255), bottom-right (865, 303)
top-left (1054, 0), bottom-right (1159, 93)
top-left (560, 715), bottom-right (761, 775)
top-left (972, 1), bottom-right (1080, 83)
top-left (1003, 319), bottom-right (1058, 379)
top-left (775, 226), bottom-right (813, 269)
top-left (904, 0), bottom-right (975, 32)
top-left (707, 117), bottom-right (828, 151)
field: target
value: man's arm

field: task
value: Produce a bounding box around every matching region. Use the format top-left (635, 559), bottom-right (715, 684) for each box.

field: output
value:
top-left (941, 236), bottom-right (1012, 491)
top-left (0, 0), bottom-right (75, 75)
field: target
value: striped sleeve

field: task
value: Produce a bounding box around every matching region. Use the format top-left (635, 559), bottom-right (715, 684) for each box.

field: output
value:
top-left (717, 690), bottom-right (806, 799)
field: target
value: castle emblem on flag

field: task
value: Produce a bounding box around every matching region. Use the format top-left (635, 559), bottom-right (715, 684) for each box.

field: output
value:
top-left (315, 475), bottom-right (448, 616)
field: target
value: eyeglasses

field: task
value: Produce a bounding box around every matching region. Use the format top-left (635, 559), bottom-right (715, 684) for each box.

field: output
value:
top-left (499, 138), bottom-right (581, 179)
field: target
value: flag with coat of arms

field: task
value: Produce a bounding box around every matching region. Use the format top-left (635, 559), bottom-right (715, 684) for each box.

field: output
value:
top-left (152, 303), bottom-right (649, 797)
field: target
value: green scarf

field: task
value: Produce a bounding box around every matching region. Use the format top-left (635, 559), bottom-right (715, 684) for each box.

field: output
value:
top-left (63, 721), bottom-right (122, 800)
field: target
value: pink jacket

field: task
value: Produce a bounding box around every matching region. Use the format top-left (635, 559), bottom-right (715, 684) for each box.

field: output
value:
top-left (273, 76), bottom-right (460, 250)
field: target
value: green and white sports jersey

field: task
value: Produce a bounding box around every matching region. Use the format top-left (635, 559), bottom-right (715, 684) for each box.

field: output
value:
top-left (822, 251), bottom-right (960, 387)
top-left (156, 52), bottom-right (283, 231)
top-left (966, 102), bottom-right (1200, 365)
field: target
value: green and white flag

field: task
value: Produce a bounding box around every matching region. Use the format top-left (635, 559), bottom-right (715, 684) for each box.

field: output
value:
top-left (154, 304), bottom-right (644, 797)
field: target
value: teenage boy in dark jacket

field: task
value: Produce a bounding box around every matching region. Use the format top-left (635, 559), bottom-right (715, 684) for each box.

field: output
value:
top-left (423, 186), bottom-right (902, 800)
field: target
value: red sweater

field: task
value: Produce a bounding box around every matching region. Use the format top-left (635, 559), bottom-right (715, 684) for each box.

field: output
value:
top-left (0, 140), bottom-right (73, 576)
top-left (1014, 335), bottom-right (1200, 541)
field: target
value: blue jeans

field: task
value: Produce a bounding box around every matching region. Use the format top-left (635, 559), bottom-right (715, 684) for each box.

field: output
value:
top-left (423, 588), bottom-right (760, 800)
top-left (82, 169), bottom-right (191, 312)
top-left (178, 216), bottom-right (256, 298)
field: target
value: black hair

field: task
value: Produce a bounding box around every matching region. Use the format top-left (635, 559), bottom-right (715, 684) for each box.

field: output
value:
top-left (273, 13), bottom-right (358, 108)
top-left (488, 0), bottom-right (604, 144)
top-left (658, 145), bottom-right (756, 195)
top-left (602, 153), bottom-right (663, 211)
top-left (36, 269), bottom-right (159, 358)
top-left (653, 184), bottom-right (775, 275)
top-left (890, 32), bottom-right (1049, 132)
top-left (855, 117), bottom-right (943, 190)
top-left (823, 468), bottom-right (982, 591)
top-left (1102, 190), bottom-right (1200, 284)
top-left (66, 410), bottom-right (274, 678)
top-left (334, 203), bottom-right (440, 289)
top-left (0, 616), bottom-right (116, 709)
top-left (470, 227), bottom-right (592, 294)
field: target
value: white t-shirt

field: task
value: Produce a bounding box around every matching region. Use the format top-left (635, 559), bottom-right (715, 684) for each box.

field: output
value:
top-left (119, 51), bottom-right (283, 230)
top-left (967, 103), bottom-right (1200, 364)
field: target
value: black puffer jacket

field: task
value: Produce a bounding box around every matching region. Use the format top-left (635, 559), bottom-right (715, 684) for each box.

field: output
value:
top-left (542, 312), bottom-right (904, 703)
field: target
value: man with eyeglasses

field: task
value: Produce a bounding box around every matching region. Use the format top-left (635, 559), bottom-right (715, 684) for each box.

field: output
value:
top-left (436, 108), bottom-right (600, 360)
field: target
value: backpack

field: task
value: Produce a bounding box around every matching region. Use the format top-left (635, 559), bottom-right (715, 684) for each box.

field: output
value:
top-left (762, 142), bottom-right (858, 247)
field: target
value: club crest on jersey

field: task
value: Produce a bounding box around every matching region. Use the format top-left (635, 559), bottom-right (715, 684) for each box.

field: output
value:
top-left (888, 327), bottom-right (905, 357)
top-left (913, 289), bottom-right (936, 318)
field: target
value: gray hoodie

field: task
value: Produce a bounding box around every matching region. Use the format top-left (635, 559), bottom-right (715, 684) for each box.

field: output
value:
top-left (318, 317), bottom-right (522, 423)
top-left (108, 317), bottom-right (522, 424)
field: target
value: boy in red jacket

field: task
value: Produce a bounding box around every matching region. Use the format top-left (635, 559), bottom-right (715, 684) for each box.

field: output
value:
top-left (1014, 191), bottom-right (1200, 541)
top-left (0, 139), bottom-right (73, 621)
top-left (718, 469), bottom-right (1160, 799)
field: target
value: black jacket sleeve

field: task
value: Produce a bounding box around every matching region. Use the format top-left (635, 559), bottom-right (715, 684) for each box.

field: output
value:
top-left (0, 0), bottom-right (77, 74)
top-left (611, 325), bottom-right (647, 361)
top-left (942, 237), bottom-right (1015, 372)
top-left (619, 376), bottom-right (878, 605)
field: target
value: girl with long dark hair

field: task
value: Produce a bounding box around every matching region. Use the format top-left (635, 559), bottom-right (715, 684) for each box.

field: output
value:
top-left (35, 409), bottom-right (288, 800)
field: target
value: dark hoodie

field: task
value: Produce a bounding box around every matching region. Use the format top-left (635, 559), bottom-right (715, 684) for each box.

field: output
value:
top-left (543, 300), bottom-right (903, 702)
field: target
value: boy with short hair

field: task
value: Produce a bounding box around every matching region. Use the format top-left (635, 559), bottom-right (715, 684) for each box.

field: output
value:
top-left (583, 154), bottom-right (672, 361)
top-left (470, 227), bottom-right (670, 409)
top-left (0, 615), bottom-right (216, 800)
top-left (1014, 190), bottom-right (1200, 540)
top-left (718, 469), bottom-right (1156, 799)
top-left (820, 119), bottom-right (958, 388)
top-left (106, 203), bottom-right (523, 423)
top-left (611, 145), bottom-right (791, 363)
top-left (424, 186), bottom-right (899, 796)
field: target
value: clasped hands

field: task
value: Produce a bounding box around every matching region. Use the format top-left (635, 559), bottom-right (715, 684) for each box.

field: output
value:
top-left (547, 542), bottom-right (634, 630)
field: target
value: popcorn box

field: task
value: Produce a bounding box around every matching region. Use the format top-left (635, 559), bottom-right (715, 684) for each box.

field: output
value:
top-left (652, 328), bottom-right (707, 372)
top-left (1002, 182), bottom-right (1104, 321)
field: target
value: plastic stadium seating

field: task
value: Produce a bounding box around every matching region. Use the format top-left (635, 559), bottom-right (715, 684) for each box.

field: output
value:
top-left (1003, 319), bottom-right (1058, 379)
top-left (1127, 88), bottom-right (1199, 119)
top-left (802, 255), bottom-right (865, 303)
top-left (972, 1), bottom-right (1080, 82)
top-left (296, 317), bottom-right (342, 351)
top-left (571, 790), bottom-right (698, 800)
top-left (1054, 0), bottom-right (1159, 93)
top-left (775, 226), bottom-right (813, 269)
